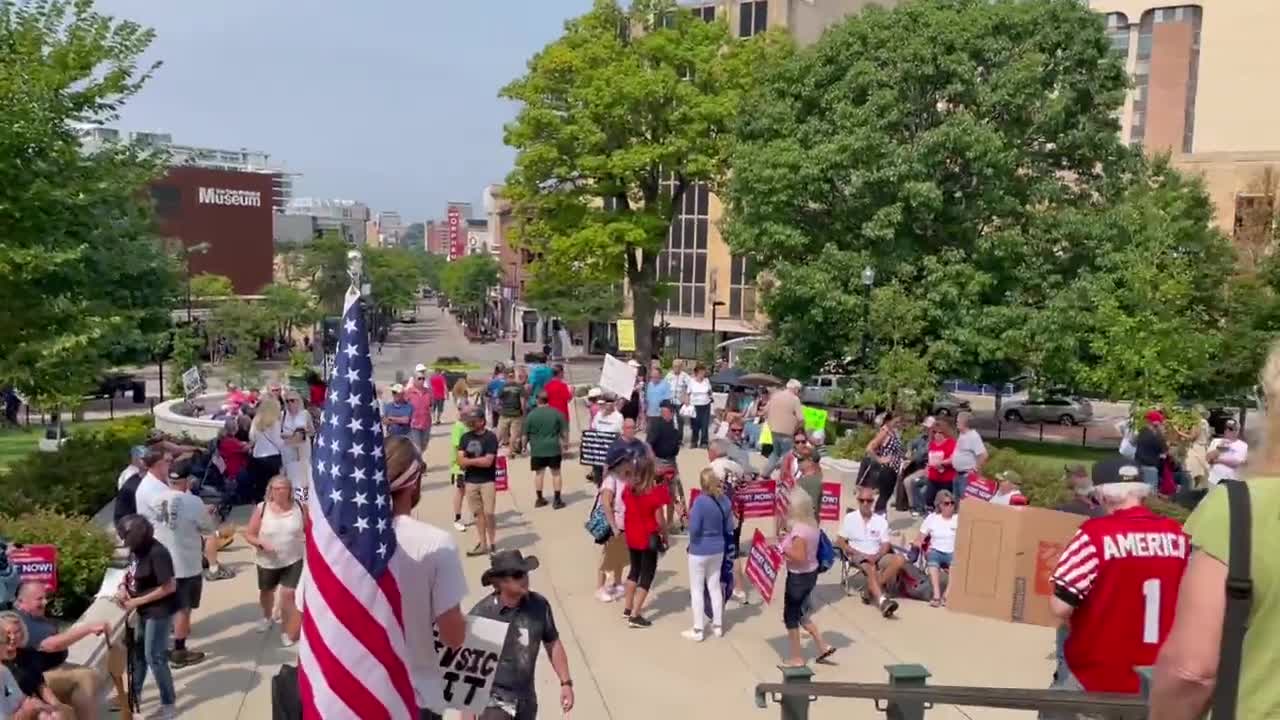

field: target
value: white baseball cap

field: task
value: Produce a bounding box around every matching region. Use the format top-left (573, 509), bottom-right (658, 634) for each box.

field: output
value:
top-left (414, 363), bottom-right (427, 375)
top-left (389, 382), bottom-right (404, 393)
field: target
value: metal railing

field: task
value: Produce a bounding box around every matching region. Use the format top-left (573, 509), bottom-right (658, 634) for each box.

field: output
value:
top-left (755, 664), bottom-right (1148, 720)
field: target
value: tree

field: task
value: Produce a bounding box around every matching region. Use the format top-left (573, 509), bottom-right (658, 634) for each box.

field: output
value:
top-left (440, 255), bottom-right (500, 327)
top-left (726, 0), bottom-right (1159, 394)
top-left (291, 231), bottom-right (351, 314)
top-left (189, 273), bottom-right (234, 299)
top-left (501, 0), bottom-right (788, 361)
top-left (404, 222), bottom-right (426, 248)
top-left (0, 0), bottom-right (178, 408)
top-left (260, 284), bottom-right (317, 341)
top-left (524, 278), bottom-right (624, 331)
top-left (207, 301), bottom-right (272, 387)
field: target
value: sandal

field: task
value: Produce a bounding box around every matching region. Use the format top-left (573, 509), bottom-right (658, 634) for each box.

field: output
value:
top-left (465, 544), bottom-right (490, 557)
top-left (930, 597), bottom-right (942, 608)
top-left (815, 647), bottom-right (838, 664)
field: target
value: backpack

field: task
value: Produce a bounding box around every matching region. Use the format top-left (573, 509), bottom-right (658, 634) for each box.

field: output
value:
top-left (1213, 481), bottom-right (1252, 720)
top-left (816, 530), bottom-right (835, 574)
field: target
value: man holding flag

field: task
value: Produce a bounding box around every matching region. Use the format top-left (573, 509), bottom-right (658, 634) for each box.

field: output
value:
top-left (286, 251), bottom-right (468, 719)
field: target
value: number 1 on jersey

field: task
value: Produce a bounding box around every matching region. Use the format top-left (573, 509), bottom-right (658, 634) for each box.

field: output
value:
top-left (1142, 578), bottom-right (1161, 644)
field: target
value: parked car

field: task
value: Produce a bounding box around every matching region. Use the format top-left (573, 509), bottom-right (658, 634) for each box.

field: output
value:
top-left (1002, 396), bottom-right (1094, 426)
top-left (931, 392), bottom-right (971, 417)
top-left (800, 375), bottom-right (855, 406)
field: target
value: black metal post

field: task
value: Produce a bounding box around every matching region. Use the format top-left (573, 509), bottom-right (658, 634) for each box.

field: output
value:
top-left (158, 360), bottom-right (164, 402)
top-left (511, 339), bottom-right (516, 363)
top-left (1038, 422), bottom-right (1044, 441)
top-left (883, 664), bottom-right (931, 720)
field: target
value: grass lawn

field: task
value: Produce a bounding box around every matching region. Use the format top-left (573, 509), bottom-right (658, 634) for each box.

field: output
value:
top-left (988, 438), bottom-right (1113, 472)
top-left (0, 422), bottom-right (103, 470)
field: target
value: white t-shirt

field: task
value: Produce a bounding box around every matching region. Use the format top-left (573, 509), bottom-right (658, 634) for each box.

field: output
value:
top-left (919, 512), bottom-right (959, 554)
top-left (251, 422), bottom-right (284, 459)
top-left (281, 410), bottom-right (311, 465)
top-left (295, 516), bottom-right (468, 712)
top-left (117, 464), bottom-right (141, 490)
top-left (151, 489), bottom-right (216, 579)
top-left (1208, 438), bottom-right (1249, 485)
top-left (687, 377), bottom-right (713, 406)
top-left (952, 429), bottom-right (986, 472)
top-left (134, 472), bottom-right (170, 525)
top-left (592, 410), bottom-right (624, 434)
top-left (600, 472), bottom-right (628, 529)
top-left (837, 510), bottom-right (890, 555)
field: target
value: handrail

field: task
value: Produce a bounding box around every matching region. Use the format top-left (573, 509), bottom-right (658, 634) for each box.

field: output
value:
top-left (754, 682), bottom-right (1146, 719)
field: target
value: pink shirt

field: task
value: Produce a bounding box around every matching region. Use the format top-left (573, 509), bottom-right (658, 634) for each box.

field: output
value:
top-left (404, 383), bottom-right (433, 430)
top-left (600, 473), bottom-right (628, 529)
top-left (781, 522), bottom-right (820, 573)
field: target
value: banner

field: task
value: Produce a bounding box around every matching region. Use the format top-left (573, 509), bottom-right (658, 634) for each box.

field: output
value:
top-left (598, 354), bottom-right (637, 400)
top-left (579, 429), bottom-right (617, 467)
top-left (495, 455), bottom-right (509, 492)
top-left (616, 319), bottom-right (636, 353)
top-left (431, 616), bottom-right (509, 712)
top-left (819, 482), bottom-right (842, 522)
top-left (802, 406), bottom-right (828, 434)
top-left (181, 366), bottom-right (204, 398)
top-left (10, 545), bottom-right (58, 593)
top-left (737, 479), bottom-right (777, 519)
top-left (964, 475), bottom-right (997, 502)
top-left (744, 529), bottom-right (784, 604)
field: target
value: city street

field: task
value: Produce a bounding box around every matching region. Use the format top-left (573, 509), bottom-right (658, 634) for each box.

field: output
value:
top-left (153, 309), bottom-right (1058, 720)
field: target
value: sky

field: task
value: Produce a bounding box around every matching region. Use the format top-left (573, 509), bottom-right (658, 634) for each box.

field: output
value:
top-left (95, 0), bottom-right (595, 221)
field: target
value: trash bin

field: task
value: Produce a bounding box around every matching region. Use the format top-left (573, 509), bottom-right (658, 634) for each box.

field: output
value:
top-left (131, 380), bottom-right (146, 404)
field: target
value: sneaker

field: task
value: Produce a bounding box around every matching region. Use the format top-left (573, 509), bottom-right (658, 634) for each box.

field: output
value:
top-left (168, 648), bottom-right (206, 668)
top-left (732, 589), bottom-right (749, 605)
top-left (552, 497), bottom-right (566, 510)
top-left (681, 628), bottom-right (704, 642)
top-left (204, 565), bottom-right (235, 581)
top-left (622, 608), bottom-right (632, 619)
top-left (595, 587), bottom-right (615, 603)
top-left (711, 625), bottom-right (724, 638)
top-left (281, 632), bottom-right (296, 648)
top-left (145, 705), bottom-right (176, 720)
top-left (453, 519), bottom-right (468, 532)
top-left (880, 597), bottom-right (900, 618)
top-left (628, 615), bottom-right (652, 628)
top-left (256, 618), bottom-right (274, 634)
top-left (610, 584), bottom-right (627, 599)
top-left (534, 496), bottom-right (549, 508)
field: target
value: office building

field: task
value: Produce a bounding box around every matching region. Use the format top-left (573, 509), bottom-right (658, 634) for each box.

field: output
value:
top-left (282, 197), bottom-right (370, 245)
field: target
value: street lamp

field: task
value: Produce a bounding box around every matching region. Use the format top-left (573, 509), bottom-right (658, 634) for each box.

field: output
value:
top-left (710, 300), bottom-right (726, 359)
top-left (859, 265), bottom-right (875, 370)
top-left (182, 242), bottom-right (211, 323)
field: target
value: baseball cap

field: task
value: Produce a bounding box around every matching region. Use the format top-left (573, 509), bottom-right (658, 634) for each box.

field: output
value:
top-left (464, 407), bottom-right (486, 423)
top-left (996, 470), bottom-right (1022, 485)
top-left (605, 439), bottom-right (647, 469)
top-left (1091, 454), bottom-right (1141, 486)
top-left (922, 416), bottom-right (936, 429)
top-left (167, 457), bottom-right (195, 483)
top-left (1064, 463), bottom-right (1089, 478)
top-left (1224, 418), bottom-right (1239, 431)
top-left (130, 445), bottom-right (147, 460)
top-left (414, 363), bottom-right (428, 375)
top-left (587, 387), bottom-right (602, 399)
top-left (389, 382), bottom-right (404, 393)
top-left (1145, 409), bottom-right (1166, 424)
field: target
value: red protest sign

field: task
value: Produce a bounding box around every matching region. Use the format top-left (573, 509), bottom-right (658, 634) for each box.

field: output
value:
top-left (738, 479), bottom-right (777, 519)
top-left (745, 529), bottom-right (783, 604)
top-left (10, 545), bottom-right (58, 594)
top-left (819, 482), bottom-right (841, 522)
top-left (964, 475), bottom-right (997, 502)
top-left (495, 455), bottom-right (509, 492)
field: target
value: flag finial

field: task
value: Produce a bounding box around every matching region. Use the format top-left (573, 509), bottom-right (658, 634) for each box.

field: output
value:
top-left (346, 248), bottom-right (363, 295)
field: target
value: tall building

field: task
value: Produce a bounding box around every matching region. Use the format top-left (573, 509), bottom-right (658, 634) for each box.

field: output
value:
top-left (1089, 1), bottom-right (1280, 241)
top-left (283, 198), bottom-right (371, 245)
top-left (78, 126), bottom-right (295, 210)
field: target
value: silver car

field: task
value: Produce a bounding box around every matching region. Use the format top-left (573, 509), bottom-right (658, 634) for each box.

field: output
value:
top-left (1002, 396), bottom-right (1094, 426)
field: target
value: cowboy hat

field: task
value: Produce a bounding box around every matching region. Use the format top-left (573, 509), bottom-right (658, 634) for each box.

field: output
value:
top-left (481, 550), bottom-right (540, 587)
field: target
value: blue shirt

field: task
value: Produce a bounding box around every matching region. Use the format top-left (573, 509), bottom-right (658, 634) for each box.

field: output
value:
top-left (644, 380), bottom-right (672, 417)
top-left (382, 400), bottom-right (413, 437)
top-left (528, 364), bottom-right (553, 396)
top-left (688, 493), bottom-right (733, 556)
top-left (485, 377), bottom-right (506, 399)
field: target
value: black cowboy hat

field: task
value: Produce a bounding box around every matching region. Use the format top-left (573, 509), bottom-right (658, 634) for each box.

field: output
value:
top-left (481, 550), bottom-right (540, 587)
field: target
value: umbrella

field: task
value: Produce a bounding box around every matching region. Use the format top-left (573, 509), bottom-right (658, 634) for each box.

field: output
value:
top-left (709, 367), bottom-right (747, 386)
top-left (738, 373), bottom-right (783, 388)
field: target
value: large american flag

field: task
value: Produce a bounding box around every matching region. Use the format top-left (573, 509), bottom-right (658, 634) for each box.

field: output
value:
top-left (299, 288), bottom-right (416, 719)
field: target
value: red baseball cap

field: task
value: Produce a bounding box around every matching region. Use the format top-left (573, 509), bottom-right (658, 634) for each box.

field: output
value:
top-left (1145, 410), bottom-right (1165, 424)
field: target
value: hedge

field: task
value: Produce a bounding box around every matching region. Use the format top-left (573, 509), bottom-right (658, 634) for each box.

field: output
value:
top-left (0, 510), bottom-right (114, 619)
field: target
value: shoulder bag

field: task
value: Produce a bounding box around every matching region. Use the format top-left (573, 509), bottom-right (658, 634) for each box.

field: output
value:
top-left (584, 493), bottom-right (613, 544)
top-left (1212, 480), bottom-right (1252, 720)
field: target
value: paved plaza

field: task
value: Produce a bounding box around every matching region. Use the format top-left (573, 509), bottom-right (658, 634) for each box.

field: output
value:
top-left (147, 305), bottom-right (1059, 719)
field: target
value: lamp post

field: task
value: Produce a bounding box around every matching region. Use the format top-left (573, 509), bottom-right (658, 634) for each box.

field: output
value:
top-left (710, 300), bottom-right (726, 359)
top-left (182, 242), bottom-right (211, 323)
top-left (859, 266), bottom-right (875, 370)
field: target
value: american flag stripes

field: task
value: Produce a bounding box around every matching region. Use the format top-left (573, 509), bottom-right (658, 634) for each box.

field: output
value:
top-left (299, 288), bottom-right (416, 719)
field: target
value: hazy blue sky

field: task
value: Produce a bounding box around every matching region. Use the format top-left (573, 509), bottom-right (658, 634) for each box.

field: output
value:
top-left (96, 0), bottom-right (595, 221)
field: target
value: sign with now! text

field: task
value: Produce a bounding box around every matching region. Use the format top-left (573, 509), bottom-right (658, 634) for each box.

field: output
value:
top-left (10, 545), bottom-right (58, 594)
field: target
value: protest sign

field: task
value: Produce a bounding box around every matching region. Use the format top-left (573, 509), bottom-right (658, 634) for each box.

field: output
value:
top-left (10, 545), bottom-right (58, 593)
top-left (775, 470), bottom-right (797, 518)
top-left (599, 354), bottom-right (637, 400)
top-left (745, 529), bottom-right (784, 604)
top-left (802, 406), bottom-right (828, 434)
top-left (495, 456), bottom-right (509, 492)
top-left (181, 366), bottom-right (204, 398)
top-left (963, 475), bottom-right (997, 502)
top-left (737, 479), bottom-right (777, 519)
top-left (616, 319), bottom-right (637, 352)
top-left (579, 429), bottom-right (617, 467)
top-left (818, 482), bottom-right (841, 522)
top-left (431, 616), bottom-right (509, 712)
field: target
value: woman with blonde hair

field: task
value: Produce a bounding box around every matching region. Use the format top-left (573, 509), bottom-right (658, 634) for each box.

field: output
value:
top-left (683, 467), bottom-right (735, 641)
top-left (779, 488), bottom-right (836, 666)
top-left (246, 393), bottom-right (285, 502)
top-left (243, 475), bottom-right (306, 645)
top-left (0, 612), bottom-right (73, 719)
top-left (280, 389), bottom-right (314, 500)
top-left (620, 441), bottom-right (670, 628)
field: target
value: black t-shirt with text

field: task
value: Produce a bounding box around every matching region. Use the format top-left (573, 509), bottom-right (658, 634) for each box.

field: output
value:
top-left (127, 539), bottom-right (178, 618)
top-left (459, 430), bottom-right (500, 484)
top-left (468, 591), bottom-right (560, 699)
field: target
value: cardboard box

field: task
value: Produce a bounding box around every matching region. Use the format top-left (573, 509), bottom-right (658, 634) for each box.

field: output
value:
top-left (947, 498), bottom-right (1086, 627)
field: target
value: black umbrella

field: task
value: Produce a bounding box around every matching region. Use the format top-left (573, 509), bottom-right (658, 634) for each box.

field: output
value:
top-left (738, 373), bottom-right (783, 388)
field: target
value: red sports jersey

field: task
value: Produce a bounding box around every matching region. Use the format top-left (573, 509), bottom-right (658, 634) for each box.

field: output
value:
top-left (1052, 506), bottom-right (1189, 694)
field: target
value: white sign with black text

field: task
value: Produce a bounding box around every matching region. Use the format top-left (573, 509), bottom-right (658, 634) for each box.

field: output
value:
top-left (430, 615), bottom-right (509, 713)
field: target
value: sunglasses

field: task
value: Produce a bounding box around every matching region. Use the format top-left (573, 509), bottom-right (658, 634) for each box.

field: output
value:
top-left (940, 501), bottom-right (954, 506)
top-left (794, 438), bottom-right (810, 445)
top-left (499, 570), bottom-right (527, 581)
top-left (730, 426), bottom-right (744, 432)
top-left (857, 498), bottom-right (875, 504)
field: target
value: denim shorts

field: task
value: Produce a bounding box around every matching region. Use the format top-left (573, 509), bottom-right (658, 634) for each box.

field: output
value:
top-left (926, 549), bottom-right (953, 569)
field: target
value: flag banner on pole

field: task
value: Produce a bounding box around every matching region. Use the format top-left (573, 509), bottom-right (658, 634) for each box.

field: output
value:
top-left (299, 287), bottom-right (416, 720)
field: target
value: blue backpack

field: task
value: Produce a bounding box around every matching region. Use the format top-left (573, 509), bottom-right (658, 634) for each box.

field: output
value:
top-left (816, 530), bottom-right (836, 574)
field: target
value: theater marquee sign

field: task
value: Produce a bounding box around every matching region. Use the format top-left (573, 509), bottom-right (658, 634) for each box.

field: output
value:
top-left (198, 186), bottom-right (263, 207)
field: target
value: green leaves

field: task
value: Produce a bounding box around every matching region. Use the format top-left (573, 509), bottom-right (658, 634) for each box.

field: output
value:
top-left (0, 0), bottom-right (174, 408)
top-left (439, 255), bottom-right (501, 314)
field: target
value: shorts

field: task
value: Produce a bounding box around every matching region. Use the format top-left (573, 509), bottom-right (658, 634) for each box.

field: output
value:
top-left (257, 560), bottom-right (304, 592)
top-left (847, 550), bottom-right (897, 573)
top-left (926, 549), bottom-right (954, 569)
top-left (783, 569), bottom-right (819, 629)
top-left (466, 482), bottom-right (497, 515)
top-left (530, 454), bottom-right (562, 471)
top-left (599, 533), bottom-right (629, 575)
top-left (175, 575), bottom-right (203, 611)
top-left (432, 399), bottom-right (445, 414)
top-left (452, 473), bottom-right (465, 489)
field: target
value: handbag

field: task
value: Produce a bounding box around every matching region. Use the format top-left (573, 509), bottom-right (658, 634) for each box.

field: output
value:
top-left (679, 403), bottom-right (696, 419)
top-left (816, 529), bottom-right (836, 574)
top-left (584, 494), bottom-right (613, 544)
top-left (648, 531), bottom-right (668, 554)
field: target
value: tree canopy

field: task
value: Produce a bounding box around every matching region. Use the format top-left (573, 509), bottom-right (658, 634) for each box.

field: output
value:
top-left (439, 255), bottom-right (500, 318)
top-left (501, 0), bottom-right (789, 360)
top-left (726, 0), bottom-right (1236, 405)
top-left (0, 0), bottom-right (178, 407)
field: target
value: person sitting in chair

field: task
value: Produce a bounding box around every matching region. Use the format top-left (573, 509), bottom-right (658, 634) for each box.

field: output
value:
top-left (914, 490), bottom-right (958, 607)
top-left (835, 485), bottom-right (906, 618)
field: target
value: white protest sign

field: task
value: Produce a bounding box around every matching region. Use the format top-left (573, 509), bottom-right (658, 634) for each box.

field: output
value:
top-left (598, 354), bottom-right (636, 400)
top-left (181, 366), bottom-right (203, 397)
top-left (430, 615), bottom-right (509, 713)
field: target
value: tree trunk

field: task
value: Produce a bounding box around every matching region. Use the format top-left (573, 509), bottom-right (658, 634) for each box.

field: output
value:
top-left (632, 279), bottom-right (656, 363)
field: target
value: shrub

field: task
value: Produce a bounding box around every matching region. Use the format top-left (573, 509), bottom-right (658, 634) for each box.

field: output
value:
top-left (0, 416), bottom-right (152, 517)
top-left (0, 510), bottom-right (114, 619)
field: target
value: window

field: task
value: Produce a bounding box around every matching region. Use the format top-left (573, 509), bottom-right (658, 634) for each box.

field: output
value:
top-left (658, 180), bottom-right (709, 317)
top-left (1234, 194), bottom-right (1275, 243)
top-left (728, 254), bottom-right (757, 320)
top-left (697, 5), bottom-right (716, 23)
top-left (1105, 13), bottom-right (1130, 57)
top-left (738, 0), bottom-right (767, 38)
top-left (151, 185), bottom-right (180, 220)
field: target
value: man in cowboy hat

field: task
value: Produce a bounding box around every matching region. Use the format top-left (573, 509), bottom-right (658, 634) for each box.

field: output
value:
top-left (469, 550), bottom-right (574, 720)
